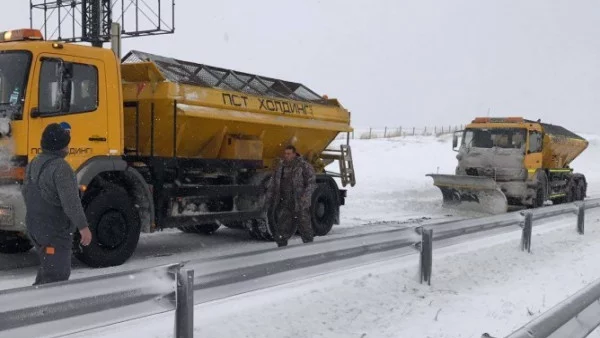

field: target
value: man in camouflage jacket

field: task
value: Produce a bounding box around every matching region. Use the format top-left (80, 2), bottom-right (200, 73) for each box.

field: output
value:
top-left (265, 145), bottom-right (317, 247)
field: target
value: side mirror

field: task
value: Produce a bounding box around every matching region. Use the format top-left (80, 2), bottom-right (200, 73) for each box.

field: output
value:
top-left (452, 133), bottom-right (458, 149)
top-left (30, 107), bottom-right (40, 118)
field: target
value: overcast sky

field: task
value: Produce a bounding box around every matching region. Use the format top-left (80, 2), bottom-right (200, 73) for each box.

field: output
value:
top-left (4, 1), bottom-right (600, 132)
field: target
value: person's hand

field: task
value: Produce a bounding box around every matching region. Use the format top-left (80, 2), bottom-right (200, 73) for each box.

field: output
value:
top-left (79, 226), bottom-right (92, 246)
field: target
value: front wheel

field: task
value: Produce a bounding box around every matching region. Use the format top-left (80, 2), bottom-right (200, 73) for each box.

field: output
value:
top-left (0, 230), bottom-right (33, 254)
top-left (74, 187), bottom-right (141, 268)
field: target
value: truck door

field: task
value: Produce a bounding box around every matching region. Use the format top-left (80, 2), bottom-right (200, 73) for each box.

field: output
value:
top-left (526, 130), bottom-right (543, 172)
top-left (27, 53), bottom-right (108, 170)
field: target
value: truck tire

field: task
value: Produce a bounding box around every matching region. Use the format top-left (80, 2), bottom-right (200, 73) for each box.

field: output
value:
top-left (178, 223), bottom-right (221, 235)
top-left (567, 178), bottom-right (577, 203)
top-left (247, 220), bottom-right (263, 240)
top-left (554, 176), bottom-right (576, 205)
top-left (575, 179), bottom-right (586, 201)
top-left (0, 230), bottom-right (33, 254)
top-left (532, 172), bottom-right (547, 208)
top-left (311, 183), bottom-right (338, 236)
top-left (253, 217), bottom-right (274, 241)
top-left (75, 187), bottom-right (141, 268)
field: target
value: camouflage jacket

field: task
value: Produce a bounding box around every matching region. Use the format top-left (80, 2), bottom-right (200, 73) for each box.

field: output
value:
top-left (266, 156), bottom-right (317, 211)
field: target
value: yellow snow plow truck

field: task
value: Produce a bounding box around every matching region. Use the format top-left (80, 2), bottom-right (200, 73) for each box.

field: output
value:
top-left (0, 28), bottom-right (355, 267)
top-left (428, 117), bottom-right (588, 214)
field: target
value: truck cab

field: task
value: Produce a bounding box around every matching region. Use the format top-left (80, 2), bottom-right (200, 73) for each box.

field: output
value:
top-left (0, 29), bottom-right (126, 252)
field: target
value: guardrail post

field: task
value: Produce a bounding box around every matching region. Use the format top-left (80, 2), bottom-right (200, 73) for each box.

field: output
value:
top-left (420, 228), bottom-right (433, 285)
top-left (175, 268), bottom-right (194, 338)
top-left (521, 211), bottom-right (532, 253)
top-left (577, 202), bottom-right (585, 235)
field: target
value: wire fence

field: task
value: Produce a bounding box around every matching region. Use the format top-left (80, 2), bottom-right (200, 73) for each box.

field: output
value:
top-left (336, 125), bottom-right (465, 140)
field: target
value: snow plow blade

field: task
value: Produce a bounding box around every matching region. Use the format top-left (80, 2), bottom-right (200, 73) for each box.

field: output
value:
top-left (426, 174), bottom-right (508, 215)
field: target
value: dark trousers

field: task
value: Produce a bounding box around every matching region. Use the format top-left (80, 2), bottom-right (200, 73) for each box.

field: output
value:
top-left (274, 201), bottom-right (314, 246)
top-left (32, 243), bottom-right (72, 286)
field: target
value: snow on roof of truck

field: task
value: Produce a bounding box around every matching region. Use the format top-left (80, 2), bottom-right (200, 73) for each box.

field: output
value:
top-left (121, 50), bottom-right (330, 105)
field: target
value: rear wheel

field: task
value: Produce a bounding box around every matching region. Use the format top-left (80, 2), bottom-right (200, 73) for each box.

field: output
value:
top-left (311, 183), bottom-right (339, 236)
top-left (252, 217), bottom-right (274, 241)
top-left (575, 179), bottom-right (586, 201)
top-left (553, 177), bottom-right (576, 205)
top-left (0, 230), bottom-right (33, 254)
top-left (75, 187), bottom-right (141, 268)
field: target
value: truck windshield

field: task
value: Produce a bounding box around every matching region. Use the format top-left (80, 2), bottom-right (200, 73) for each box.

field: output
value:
top-left (462, 128), bottom-right (526, 149)
top-left (0, 51), bottom-right (32, 120)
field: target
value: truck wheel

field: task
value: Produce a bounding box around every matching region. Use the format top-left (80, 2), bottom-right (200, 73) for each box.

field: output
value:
top-left (555, 177), bottom-right (576, 204)
top-left (575, 180), bottom-right (586, 201)
top-left (0, 230), bottom-right (33, 254)
top-left (256, 217), bottom-right (275, 241)
top-left (247, 221), bottom-right (263, 240)
top-left (178, 223), bottom-right (220, 235)
top-left (75, 187), bottom-right (141, 268)
top-left (533, 185), bottom-right (545, 208)
top-left (311, 183), bottom-right (338, 236)
top-left (531, 172), bottom-right (547, 208)
top-left (567, 179), bottom-right (577, 203)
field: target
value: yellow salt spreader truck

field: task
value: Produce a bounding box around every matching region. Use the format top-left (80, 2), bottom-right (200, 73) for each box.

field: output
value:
top-left (0, 28), bottom-right (356, 267)
top-left (427, 117), bottom-right (588, 214)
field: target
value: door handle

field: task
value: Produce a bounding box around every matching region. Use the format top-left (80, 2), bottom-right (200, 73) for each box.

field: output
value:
top-left (89, 137), bottom-right (107, 142)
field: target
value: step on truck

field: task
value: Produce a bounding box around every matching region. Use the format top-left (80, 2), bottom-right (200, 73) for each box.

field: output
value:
top-left (427, 117), bottom-right (588, 214)
top-left (0, 28), bottom-right (356, 267)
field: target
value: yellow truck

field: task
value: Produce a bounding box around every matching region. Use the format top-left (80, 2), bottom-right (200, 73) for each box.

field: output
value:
top-left (428, 117), bottom-right (588, 214)
top-left (0, 28), bottom-right (356, 267)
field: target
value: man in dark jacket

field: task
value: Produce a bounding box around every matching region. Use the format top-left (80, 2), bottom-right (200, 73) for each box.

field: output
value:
top-left (22, 123), bottom-right (92, 285)
top-left (266, 145), bottom-right (317, 247)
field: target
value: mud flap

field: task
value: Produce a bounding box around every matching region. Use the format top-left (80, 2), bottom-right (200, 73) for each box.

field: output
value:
top-left (426, 174), bottom-right (508, 215)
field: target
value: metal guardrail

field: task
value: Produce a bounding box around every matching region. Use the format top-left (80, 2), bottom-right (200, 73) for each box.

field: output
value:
top-left (498, 201), bottom-right (600, 338)
top-left (504, 274), bottom-right (600, 338)
top-left (0, 198), bottom-right (599, 337)
top-left (0, 264), bottom-right (194, 338)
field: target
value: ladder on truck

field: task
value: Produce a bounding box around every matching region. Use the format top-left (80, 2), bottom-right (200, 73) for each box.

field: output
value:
top-left (321, 141), bottom-right (356, 188)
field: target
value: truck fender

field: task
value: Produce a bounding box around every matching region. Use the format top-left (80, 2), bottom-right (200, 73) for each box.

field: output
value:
top-left (76, 156), bottom-right (127, 187)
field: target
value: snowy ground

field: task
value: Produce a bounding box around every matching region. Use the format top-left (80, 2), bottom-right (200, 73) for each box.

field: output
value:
top-left (69, 209), bottom-right (600, 338)
top-left (4, 131), bottom-right (600, 337)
